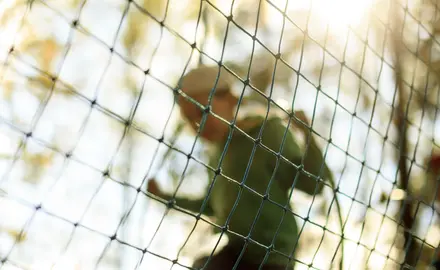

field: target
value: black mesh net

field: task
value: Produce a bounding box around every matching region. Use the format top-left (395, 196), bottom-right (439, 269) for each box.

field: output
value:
top-left (0, 0), bottom-right (440, 269)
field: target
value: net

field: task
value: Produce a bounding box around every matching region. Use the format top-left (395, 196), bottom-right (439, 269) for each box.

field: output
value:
top-left (0, 0), bottom-right (439, 269)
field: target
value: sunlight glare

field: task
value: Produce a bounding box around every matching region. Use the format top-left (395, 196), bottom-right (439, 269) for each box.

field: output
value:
top-left (390, 188), bottom-right (407, 201)
top-left (312, 0), bottom-right (373, 28)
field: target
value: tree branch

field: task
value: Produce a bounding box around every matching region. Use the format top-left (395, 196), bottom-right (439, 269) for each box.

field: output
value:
top-left (390, 1), bottom-right (416, 267)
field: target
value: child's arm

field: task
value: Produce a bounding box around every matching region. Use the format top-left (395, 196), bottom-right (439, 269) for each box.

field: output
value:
top-left (263, 115), bottom-right (327, 196)
top-left (147, 179), bottom-right (215, 217)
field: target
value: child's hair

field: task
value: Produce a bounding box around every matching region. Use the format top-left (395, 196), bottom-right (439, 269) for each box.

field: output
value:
top-left (178, 65), bottom-right (235, 97)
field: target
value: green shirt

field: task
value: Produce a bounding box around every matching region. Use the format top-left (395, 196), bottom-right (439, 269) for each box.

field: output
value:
top-left (159, 115), bottom-right (327, 266)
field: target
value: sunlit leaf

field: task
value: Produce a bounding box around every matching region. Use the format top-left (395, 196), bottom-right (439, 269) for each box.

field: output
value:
top-left (69, 0), bottom-right (83, 9)
top-left (2, 80), bottom-right (15, 101)
top-left (28, 74), bottom-right (53, 90)
top-left (26, 74), bottom-right (53, 101)
top-left (143, 0), bottom-right (166, 20)
top-left (40, 38), bottom-right (59, 66)
top-left (5, 228), bottom-right (27, 243)
top-left (183, 0), bottom-right (202, 21)
top-left (21, 149), bottom-right (55, 184)
top-left (0, 0), bottom-right (27, 28)
top-left (361, 92), bottom-right (372, 109)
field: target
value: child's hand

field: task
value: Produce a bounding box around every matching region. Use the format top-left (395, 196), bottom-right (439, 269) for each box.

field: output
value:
top-left (147, 178), bottom-right (162, 197)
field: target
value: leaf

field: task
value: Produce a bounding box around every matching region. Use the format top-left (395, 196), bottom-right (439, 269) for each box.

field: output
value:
top-left (28, 74), bottom-right (54, 90)
top-left (17, 37), bottom-right (62, 75)
top-left (21, 149), bottom-right (55, 184)
top-left (183, 0), bottom-right (202, 21)
top-left (143, 0), bottom-right (166, 19)
top-left (2, 80), bottom-right (15, 101)
top-left (361, 92), bottom-right (372, 109)
top-left (69, 0), bottom-right (83, 9)
top-left (0, 0), bottom-right (26, 28)
top-left (123, 0), bottom-right (166, 56)
top-left (5, 228), bottom-right (27, 243)
top-left (40, 38), bottom-right (59, 66)
top-left (26, 74), bottom-right (54, 101)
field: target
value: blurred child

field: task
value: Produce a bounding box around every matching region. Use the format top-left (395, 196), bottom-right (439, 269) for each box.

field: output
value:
top-left (148, 65), bottom-right (332, 269)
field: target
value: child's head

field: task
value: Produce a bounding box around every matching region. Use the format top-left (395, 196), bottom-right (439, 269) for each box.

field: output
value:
top-left (178, 65), bottom-right (239, 142)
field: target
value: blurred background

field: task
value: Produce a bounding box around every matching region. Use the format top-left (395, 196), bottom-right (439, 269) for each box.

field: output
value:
top-left (1, 0), bottom-right (440, 269)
